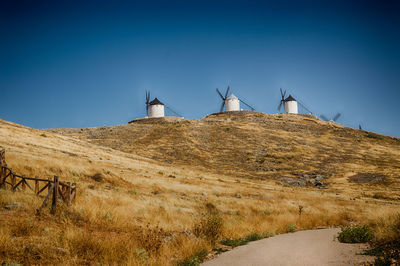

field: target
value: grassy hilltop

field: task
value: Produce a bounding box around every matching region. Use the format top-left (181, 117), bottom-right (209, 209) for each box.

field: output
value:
top-left (0, 112), bottom-right (399, 264)
top-left (49, 111), bottom-right (400, 188)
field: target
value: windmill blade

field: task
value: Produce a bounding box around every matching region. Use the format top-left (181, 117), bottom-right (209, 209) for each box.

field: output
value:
top-left (239, 98), bottom-right (255, 111)
top-left (333, 113), bottom-right (341, 122)
top-left (165, 105), bottom-right (183, 117)
top-left (225, 86), bottom-right (230, 98)
top-left (280, 88), bottom-right (286, 100)
top-left (145, 91), bottom-right (150, 116)
top-left (216, 88), bottom-right (225, 100)
top-left (277, 101), bottom-right (283, 111)
top-left (219, 101), bottom-right (225, 112)
top-left (297, 100), bottom-right (313, 114)
top-left (320, 115), bottom-right (329, 121)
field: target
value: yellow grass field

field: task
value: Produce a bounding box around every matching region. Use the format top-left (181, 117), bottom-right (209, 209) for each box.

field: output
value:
top-left (0, 112), bottom-right (399, 265)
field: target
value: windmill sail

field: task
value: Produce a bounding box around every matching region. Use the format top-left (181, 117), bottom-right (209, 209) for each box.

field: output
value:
top-left (239, 98), bottom-right (255, 111)
top-left (145, 91), bottom-right (150, 116)
top-left (277, 88), bottom-right (286, 111)
top-left (165, 105), bottom-right (182, 117)
top-left (333, 113), bottom-right (341, 122)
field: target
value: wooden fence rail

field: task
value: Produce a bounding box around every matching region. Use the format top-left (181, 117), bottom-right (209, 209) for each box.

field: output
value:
top-left (0, 150), bottom-right (76, 214)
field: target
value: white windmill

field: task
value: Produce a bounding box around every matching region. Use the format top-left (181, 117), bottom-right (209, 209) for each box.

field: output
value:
top-left (145, 91), bottom-right (181, 118)
top-left (277, 88), bottom-right (312, 114)
top-left (216, 86), bottom-right (255, 113)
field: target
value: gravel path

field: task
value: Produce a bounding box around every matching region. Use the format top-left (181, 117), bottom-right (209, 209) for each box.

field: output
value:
top-left (202, 228), bottom-right (374, 266)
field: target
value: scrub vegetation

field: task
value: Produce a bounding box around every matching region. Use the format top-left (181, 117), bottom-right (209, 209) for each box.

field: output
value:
top-left (337, 225), bottom-right (373, 243)
top-left (0, 112), bottom-right (399, 264)
top-left (367, 213), bottom-right (400, 265)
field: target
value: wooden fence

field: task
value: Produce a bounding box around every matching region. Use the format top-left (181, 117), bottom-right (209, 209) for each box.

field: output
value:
top-left (0, 150), bottom-right (76, 214)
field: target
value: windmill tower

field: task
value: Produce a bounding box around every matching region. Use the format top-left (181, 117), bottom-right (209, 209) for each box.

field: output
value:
top-left (277, 88), bottom-right (313, 115)
top-left (284, 95), bottom-right (298, 114)
top-left (225, 94), bottom-right (240, 111)
top-left (216, 86), bottom-right (255, 112)
top-left (278, 88), bottom-right (298, 114)
top-left (145, 91), bottom-right (165, 118)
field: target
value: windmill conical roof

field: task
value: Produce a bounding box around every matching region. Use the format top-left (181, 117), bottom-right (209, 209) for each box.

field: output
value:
top-left (284, 95), bottom-right (296, 102)
top-left (226, 93), bottom-right (238, 100)
top-left (149, 98), bottom-right (164, 105)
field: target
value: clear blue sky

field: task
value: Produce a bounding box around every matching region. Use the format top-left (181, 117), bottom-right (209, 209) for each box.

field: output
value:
top-left (1, 0), bottom-right (399, 137)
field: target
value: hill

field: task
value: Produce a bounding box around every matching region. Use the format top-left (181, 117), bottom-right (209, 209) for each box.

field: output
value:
top-left (0, 113), bottom-right (399, 265)
top-left (49, 111), bottom-right (400, 188)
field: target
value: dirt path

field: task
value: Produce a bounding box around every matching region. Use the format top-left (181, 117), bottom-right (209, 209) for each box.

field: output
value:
top-left (202, 228), bottom-right (374, 266)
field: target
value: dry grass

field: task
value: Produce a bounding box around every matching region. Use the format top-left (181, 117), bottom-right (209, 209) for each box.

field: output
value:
top-left (0, 114), bottom-right (399, 264)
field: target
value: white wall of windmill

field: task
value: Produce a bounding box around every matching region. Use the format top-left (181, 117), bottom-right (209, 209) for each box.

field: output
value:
top-left (225, 98), bottom-right (240, 111)
top-left (149, 104), bottom-right (164, 118)
top-left (284, 100), bottom-right (298, 114)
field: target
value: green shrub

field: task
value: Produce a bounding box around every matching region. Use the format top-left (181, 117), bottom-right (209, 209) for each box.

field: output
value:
top-left (286, 224), bottom-right (297, 233)
top-left (260, 208), bottom-right (273, 215)
top-left (135, 248), bottom-right (149, 264)
top-left (212, 247), bottom-right (229, 254)
top-left (262, 231), bottom-right (275, 238)
top-left (220, 232), bottom-right (266, 248)
top-left (365, 132), bottom-right (383, 140)
top-left (220, 237), bottom-right (246, 247)
top-left (244, 233), bottom-right (263, 242)
top-left (372, 194), bottom-right (381, 199)
top-left (177, 256), bottom-right (201, 266)
top-left (337, 225), bottom-right (373, 243)
top-left (177, 249), bottom-right (208, 266)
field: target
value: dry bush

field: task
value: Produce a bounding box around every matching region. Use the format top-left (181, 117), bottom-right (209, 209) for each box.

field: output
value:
top-left (67, 230), bottom-right (106, 262)
top-left (59, 208), bottom-right (87, 226)
top-left (0, 229), bottom-right (65, 265)
top-left (90, 173), bottom-right (104, 182)
top-left (193, 203), bottom-right (223, 245)
top-left (10, 219), bottom-right (37, 237)
top-left (136, 224), bottom-right (166, 254)
top-left (369, 213), bottom-right (400, 264)
top-left (65, 229), bottom-right (137, 264)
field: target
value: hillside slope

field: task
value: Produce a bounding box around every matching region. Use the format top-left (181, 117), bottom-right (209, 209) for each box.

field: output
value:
top-left (0, 114), bottom-right (399, 265)
top-left (49, 111), bottom-right (400, 186)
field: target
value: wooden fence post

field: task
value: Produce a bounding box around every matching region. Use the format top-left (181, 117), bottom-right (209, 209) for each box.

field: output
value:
top-left (21, 178), bottom-right (26, 191)
top-left (0, 150), bottom-right (5, 167)
top-left (48, 177), bottom-right (51, 194)
top-left (0, 167), bottom-right (4, 189)
top-left (11, 173), bottom-right (16, 191)
top-left (66, 182), bottom-right (71, 205)
top-left (35, 179), bottom-right (39, 194)
top-left (51, 176), bottom-right (59, 214)
top-left (0, 150), bottom-right (6, 189)
top-left (71, 183), bottom-right (76, 203)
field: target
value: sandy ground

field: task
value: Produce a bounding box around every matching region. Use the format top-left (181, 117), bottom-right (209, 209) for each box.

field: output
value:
top-left (202, 228), bottom-right (375, 266)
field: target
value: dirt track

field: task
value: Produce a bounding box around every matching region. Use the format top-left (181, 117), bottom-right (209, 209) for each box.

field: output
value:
top-left (202, 228), bottom-right (374, 266)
